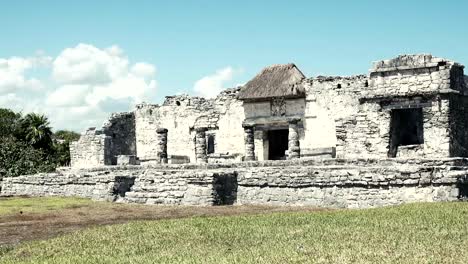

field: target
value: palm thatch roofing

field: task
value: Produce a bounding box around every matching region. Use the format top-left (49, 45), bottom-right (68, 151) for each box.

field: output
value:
top-left (238, 63), bottom-right (306, 101)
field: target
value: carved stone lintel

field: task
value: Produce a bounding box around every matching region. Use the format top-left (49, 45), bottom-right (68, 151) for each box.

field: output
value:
top-left (271, 97), bottom-right (286, 116)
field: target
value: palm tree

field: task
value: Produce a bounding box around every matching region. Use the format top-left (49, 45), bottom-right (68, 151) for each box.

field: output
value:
top-left (20, 113), bottom-right (53, 150)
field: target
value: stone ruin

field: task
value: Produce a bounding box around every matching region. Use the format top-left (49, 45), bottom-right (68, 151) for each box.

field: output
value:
top-left (2, 54), bottom-right (468, 208)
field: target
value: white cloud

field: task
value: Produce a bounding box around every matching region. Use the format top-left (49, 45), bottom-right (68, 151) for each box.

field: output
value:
top-left (46, 84), bottom-right (91, 107)
top-left (52, 43), bottom-right (128, 85)
top-left (193, 67), bottom-right (238, 98)
top-left (131, 62), bottom-right (156, 79)
top-left (0, 43), bottom-right (158, 131)
top-left (0, 56), bottom-right (50, 94)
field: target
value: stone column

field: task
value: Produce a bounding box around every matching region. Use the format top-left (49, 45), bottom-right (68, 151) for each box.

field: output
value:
top-left (288, 119), bottom-right (300, 159)
top-left (194, 127), bottom-right (208, 163)
top-left (243, 125), bottom-right (255, 161)
top-left (156, 128), bottom-right (168, 164)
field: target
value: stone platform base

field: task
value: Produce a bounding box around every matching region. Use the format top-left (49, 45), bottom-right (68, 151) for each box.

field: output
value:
top-left (1, 158), bottom-right (467, 208)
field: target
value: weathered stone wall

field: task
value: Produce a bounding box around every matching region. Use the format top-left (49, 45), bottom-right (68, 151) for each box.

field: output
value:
top-left (336, 97), bottom-right (451, 158)
top-left (2, 159), bottom-right (467, 208)
top-left (123, 169), bottom-right (234, 205)
top-left (303, 75), bottom-right (367, 151)
top-left (70, 112), bottom-right (136, 167)
top-left (102, 112), bottom-right (137, 165)
top-left (367, 54), bottom-right (464, 98)
top-left (0, 170), bottom-right (119, 201)
top-left (70, 128), bottom-right (112, 167)
top-left (449, 94), bottom-right (468, 157)
top-left (335, 55), bottom-right (467, 159)
top-left (236, 159), bottom-right (465, 208)
top-left (135, 88), bottom-right (245, 163)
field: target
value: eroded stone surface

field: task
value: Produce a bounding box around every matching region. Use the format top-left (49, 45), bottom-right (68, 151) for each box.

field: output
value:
top-left (7, 54), bottom-right (468, 208)
top-left (2, 159), bottom-right (467, 208)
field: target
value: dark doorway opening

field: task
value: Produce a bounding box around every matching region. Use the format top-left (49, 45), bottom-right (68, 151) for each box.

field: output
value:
top-left (207, 134), bottom-right (215, 154)
top-left (268, 129), bottom-right (289, 160)
top-left (213, 173), bottom-right (237, 205)
top-left (388, 108), bottom-right (424, 157)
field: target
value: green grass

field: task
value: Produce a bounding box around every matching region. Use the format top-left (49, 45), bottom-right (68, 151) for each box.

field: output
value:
top-left (0, 196), bottom-right (93, 215)
top-left (1, 202), bottom-right (468, 263)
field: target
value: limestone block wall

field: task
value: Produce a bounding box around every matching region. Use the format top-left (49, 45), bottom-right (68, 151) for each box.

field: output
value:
top-left (123, 169), bottom-right (235, 205)
top-left (367, 54), bottom-right (465, 98)
top-left (302, 75), bottom-right (367, 150)
top-left (449, 94), bottom-right (468, 157)
top-left (135, 89), bottom-right (244, 163)
top-left (0, 170), bottom-right (119, 201)
top-left (70, 112), bottom-right (136, 167)
top-left (210, 90), bottom-right (245, 156)
top-left (336, 97), bottom-right (451, 159)
top-left (335, 55), bottom-right (467, 159)
top-left (1, 159), bottom-right (467, 208)
top-left (102, 112), bottom-right (137, 164)
top-left (70, 129), bottom-right (112, 167)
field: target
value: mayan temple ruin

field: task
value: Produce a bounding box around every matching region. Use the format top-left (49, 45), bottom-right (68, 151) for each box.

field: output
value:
top-left (2, 54), bottom-right (468, 208)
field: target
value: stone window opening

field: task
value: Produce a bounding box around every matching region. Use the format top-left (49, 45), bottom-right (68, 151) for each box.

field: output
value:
top-left (337, 84), bottom-right (342, 89)
top-left (176, 101), bottom-right (181, 106)
top-left (207, 134), bottom-right (215, 154)
top-left (388, 108), bottom-right (424, 157)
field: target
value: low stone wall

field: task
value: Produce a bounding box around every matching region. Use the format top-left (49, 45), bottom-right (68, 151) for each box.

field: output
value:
top-left (1, 158), bottom-right (467, 208)
top-left (236, 162), bottom-right (465, 208)
top-left (1, 172), bottom-right (117, 201)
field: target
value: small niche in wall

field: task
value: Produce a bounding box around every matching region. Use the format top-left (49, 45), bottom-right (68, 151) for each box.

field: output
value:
top-left (337, 84), bottom-right (342, 89)
top-left (365, 81), bottom-right (369, 87)
top-left (176, 101), bottom-right (181, 106)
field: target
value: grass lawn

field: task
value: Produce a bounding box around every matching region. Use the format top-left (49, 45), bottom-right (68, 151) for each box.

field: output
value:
top-left (0, 199), bottom-right (467, 264)
top-left (0, 196), bottom-right (94, 215)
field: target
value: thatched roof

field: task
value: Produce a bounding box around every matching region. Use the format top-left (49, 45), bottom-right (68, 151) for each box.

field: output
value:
top-left (238, 63), bottom-right (306, 101)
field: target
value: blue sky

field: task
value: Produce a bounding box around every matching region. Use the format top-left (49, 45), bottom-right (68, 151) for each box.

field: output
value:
top-left (1, 1), bottom-right (467, 131)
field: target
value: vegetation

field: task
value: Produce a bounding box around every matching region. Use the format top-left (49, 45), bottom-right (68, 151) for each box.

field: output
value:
top-left (1, 201), bottom-right (467, 263)
top-left (0, 197), bottom-right (93, 215)
top-left (0, 108), bottom-right (80, 177)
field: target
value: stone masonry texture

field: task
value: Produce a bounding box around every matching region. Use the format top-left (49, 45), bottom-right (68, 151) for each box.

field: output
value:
top-left (2, 159), bottom-right (468, 208)
top-left (3, 54), bottom-right (468, 208)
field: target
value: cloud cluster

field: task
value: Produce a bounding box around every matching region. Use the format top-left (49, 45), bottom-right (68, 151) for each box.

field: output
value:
top-left (0, 43), bottom-right (241, 132)
top-left (193, 67), bottom-right (239, 98)
top-left (0, 56), bottom-right (50, 94)
top-left (0, 44), bottom-right (157, 131)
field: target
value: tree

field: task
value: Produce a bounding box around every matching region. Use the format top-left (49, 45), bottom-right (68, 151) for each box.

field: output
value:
top-left (54, 130), bottom-right (81, 142)
top-left (0, 108), bottom-right (21, 138)
top-left (0, 136), bottom-right (56, 178)
top-left (19, 113), bottom-right (53, 150)
top-left (53, 130), bottom-right (81, 166)
top-left (0, 109), bottom-right (80, 176)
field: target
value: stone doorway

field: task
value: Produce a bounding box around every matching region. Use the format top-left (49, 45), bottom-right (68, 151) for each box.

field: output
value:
top-left (267, 129), bottom-right (289, 160)
top-left (388, 108), bottom-right (424, 157)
